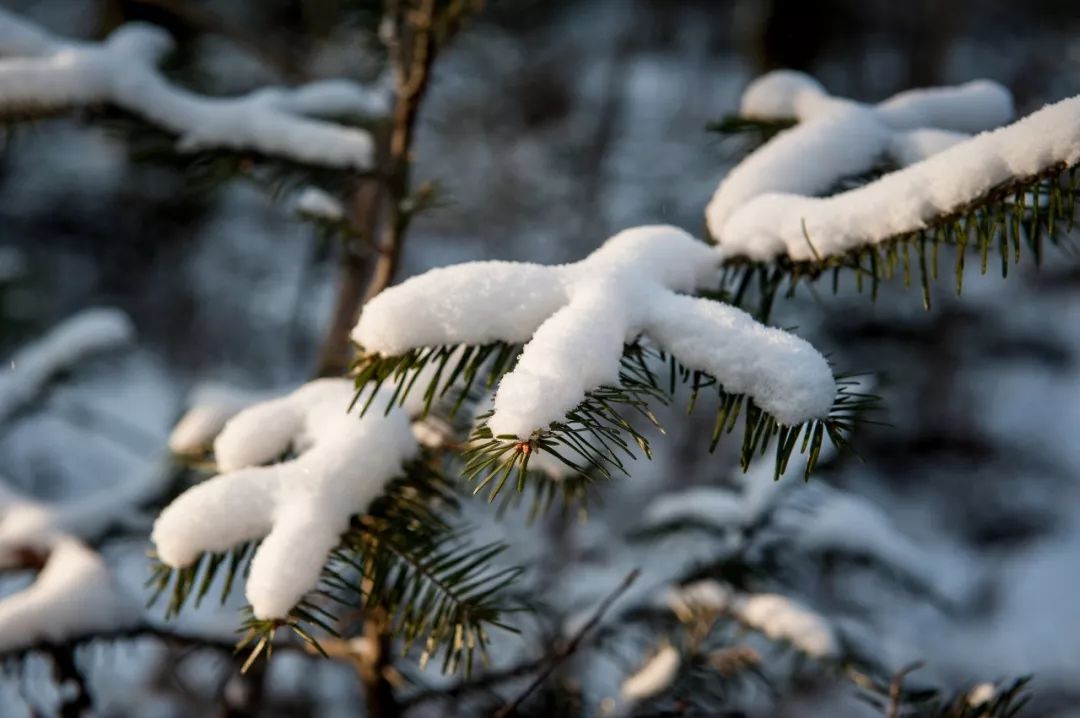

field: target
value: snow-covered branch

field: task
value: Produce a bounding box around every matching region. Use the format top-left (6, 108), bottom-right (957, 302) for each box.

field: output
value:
top-left (0, 538), bottom-right (138, 652)
top-left (152, 379), bottom-right (418, 619)
top-left (708, 70), bottom-right (1080, 262)
top-left (167, 382), bottom-right (269, 456)
top-left (294, 186), bottom-right (346, 223)
top-left (0, 308), bottom-right (134, 425)
top-left (0, 8), bottom-right (387, 170)
top-left (354, 225), bottom-right (837, 440)
top-left (667, 580), bottom-right (838, 659)
top-left (0, 470), bottom-right (163, 567)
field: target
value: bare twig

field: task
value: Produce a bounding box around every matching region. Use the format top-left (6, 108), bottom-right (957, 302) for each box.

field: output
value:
top-left (885, 661), bottom-right (925, 718)
top-left (493, 569), bottom-right (640, 718)
top-left (400, 655), bottom-right (546, 709)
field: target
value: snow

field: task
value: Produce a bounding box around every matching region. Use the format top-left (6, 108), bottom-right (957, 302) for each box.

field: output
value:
top-left (888, 128), bottom-right (969, 167)
top-left (152, 379), bottom-right (419, 619)
top-left (620, 644), bottom-right (681, 702)
top-left (642, 437), bottom-right (837, 532)
top-left (168, 382), bottom-right (265, 456)
top-left (644, 487), bottom-right (745, 529)
top-left (0, 9), bottom-right (381, 170)
top-left (967, 683), bottom-right (996, 706)
top-left (0, 308), bottom-right (134, 424)
top-left (354, 225), bottom-right (836, 438)
top-left (294, 187), bottom-right (345, 222)
top-left (666, 579), bottom-right (732, 617)
top-left (0, 538), bottom-right (138, 651)
top-left (732, 593), bottom-right (838, 659)
top-left (704, 70), bottom-right (1080, 263)
top-left (0, 473), bottom-right (160, 568)
top-left (781, 489), bottom-right (933, 590)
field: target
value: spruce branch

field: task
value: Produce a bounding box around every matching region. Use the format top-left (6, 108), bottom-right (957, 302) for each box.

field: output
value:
top-left (716, 161), bottom-right (1079, 318)
top-left (352, 335), bottom-right (877, 505)
top-left (492, 568), bottom-right (640, 718)
top-left (706, 113), bottom-right (796, 150)
top-left (351, 341), bottom-right (521, 419)
top-left (148, 458), bottom-right (521, 676)
top-left (0, 8), bottom-right (384, 169)
top-left (855, 665), bottom-right (1032, 718)
top-left (87, 107), bottom-right (377, 199)
top-left (460, 344), bottom-right (879, 500)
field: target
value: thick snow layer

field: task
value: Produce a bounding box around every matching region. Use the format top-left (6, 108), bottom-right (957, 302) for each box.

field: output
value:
top-left (732, 593), bottom-right (838, 659)
top-left (0, 539), bottom-right (137, 651)
top-left (152, 379), bottom-right (418, 619)
top-left (168, 382), bottom-right (267, 455)
top-left (0, 308), bottom-right (134, 424)
top-left (354, 225), bottom-right (836, 438)
top-left (620, 644), bottom-right (680, 701)
top-left (0, 9), bottom-right (381, 169)
top-left (294, 187), bottom-right (345, 222)
top-left (0, 473), bottom-right (161, 567)
top-left (703, 71), bottom-right (1080, 262)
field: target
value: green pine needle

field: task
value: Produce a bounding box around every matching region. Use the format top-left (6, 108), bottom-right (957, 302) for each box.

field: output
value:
top-left (717, 161), bottom-right (1079, 319)
top-left (706, 114), bottom-right (796, 144)
top-left (148, 457), bottom-right (521, 676)
top-left (461, 343), bottom-right (881, 500)
top-left (351, 341), bottom-right (521, 420)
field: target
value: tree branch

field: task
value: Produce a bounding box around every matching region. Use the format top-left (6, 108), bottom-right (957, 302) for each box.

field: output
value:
top-left (492, 569), bottom-right (640, 718)
top-left (885, 661), bottom-right (925, 718)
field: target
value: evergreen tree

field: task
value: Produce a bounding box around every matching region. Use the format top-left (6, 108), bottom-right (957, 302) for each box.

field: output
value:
top-left (0, 2), bottom-right (1075, 716)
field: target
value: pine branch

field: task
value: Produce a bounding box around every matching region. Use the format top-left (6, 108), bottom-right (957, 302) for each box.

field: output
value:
top-left (147, 458), bottom-right (521, 676)
top-left (462, 343), bottom-right (880, 500)
top-left (490, 469), bottom-right (607, 524)
top-left (351, 341), bottom-right (521, 419)
top-left (717, 161), bottom-right (1080, 318)
top-left (492, 568), bottom-right (639, 718)
top-left (706, 114), bottom-right (796, 144)
top-left (855, 667), bottom-right (1032, 718)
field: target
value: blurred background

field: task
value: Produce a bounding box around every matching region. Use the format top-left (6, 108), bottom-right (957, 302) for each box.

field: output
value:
top-left (2, 0), bottom-right (1080, 716)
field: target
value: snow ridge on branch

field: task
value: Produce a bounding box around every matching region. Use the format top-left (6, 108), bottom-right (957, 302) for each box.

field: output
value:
top-left (152, 379), bottom-right (418, 619)
top-left (708, 70), bottom-right (1080, 262)
top-left (0, 308), bottom-right (134, 425)
top-left (354, 225), bottom-right (837, 440)
top-left (0, 8), bottom-right (387, 170)
top-left (0, 538), bottom-right (138, 652)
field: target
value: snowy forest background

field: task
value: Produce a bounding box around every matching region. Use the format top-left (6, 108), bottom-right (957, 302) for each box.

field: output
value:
top-left (2, 0), bottom-right (1080, 716)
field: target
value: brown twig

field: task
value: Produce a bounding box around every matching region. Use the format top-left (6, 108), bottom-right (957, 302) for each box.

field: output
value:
top-left (315, 0), bottom-right (477, 376)
top-left (492, 569), bottom-right (640, 718)
top-left (885, 661), bottom-right (925, 718)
